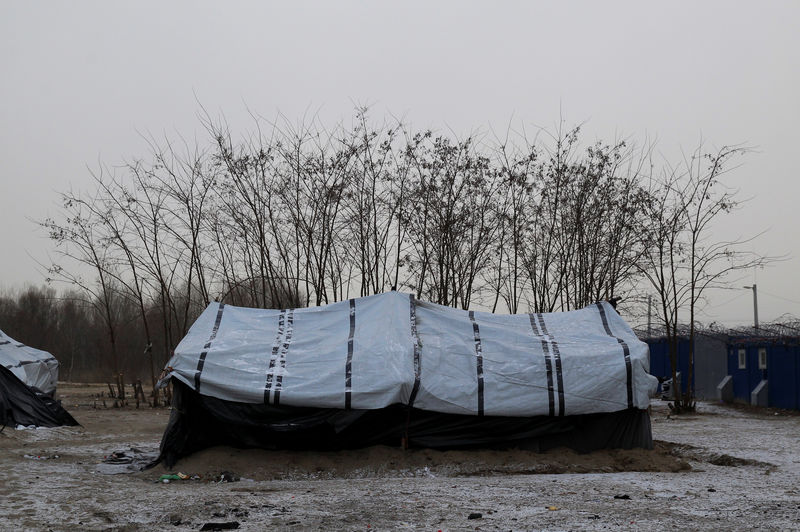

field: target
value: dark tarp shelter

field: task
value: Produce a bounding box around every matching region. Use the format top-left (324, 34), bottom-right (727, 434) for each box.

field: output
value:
top-left (0, 330), bottom-right (78, 428)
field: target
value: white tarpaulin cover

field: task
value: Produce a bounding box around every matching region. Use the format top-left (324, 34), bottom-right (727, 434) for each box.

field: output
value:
top-left (0, 329), bottom-right (59, 396)
top-left (161, 291), bottom-right (657, 417)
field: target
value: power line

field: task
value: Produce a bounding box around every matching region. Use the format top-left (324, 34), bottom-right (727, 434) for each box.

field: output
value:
top-left (758, 289), bottom-right (800, 306)
top-left (700, 291), bottom-right (748, 311)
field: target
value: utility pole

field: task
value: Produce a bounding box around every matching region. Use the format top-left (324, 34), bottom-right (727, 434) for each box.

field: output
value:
top-left (743, 284), bottom-right (759, 330)
top-left (647, 295), bottom-right (652, 337)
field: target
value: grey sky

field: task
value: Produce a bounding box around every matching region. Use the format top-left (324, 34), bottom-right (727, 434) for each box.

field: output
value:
top-left (1, 1), bottom-right (798, 325)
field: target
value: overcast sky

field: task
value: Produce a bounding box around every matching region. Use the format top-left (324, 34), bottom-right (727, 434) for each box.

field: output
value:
top-left (1, 1), bottom-right (798, 325)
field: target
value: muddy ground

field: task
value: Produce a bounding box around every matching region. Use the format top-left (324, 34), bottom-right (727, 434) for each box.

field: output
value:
top-left (1, 384), bottom-right (799, 531)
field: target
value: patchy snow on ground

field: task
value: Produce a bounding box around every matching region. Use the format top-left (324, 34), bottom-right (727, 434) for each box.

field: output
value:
top-left (1, 384), bottom-right (799, 531)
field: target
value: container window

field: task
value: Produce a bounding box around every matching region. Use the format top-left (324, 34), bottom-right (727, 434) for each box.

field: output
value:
top-left (738, 348), bottom-right (746, 369)
top-left (758, 348), bottom-right (767, 369)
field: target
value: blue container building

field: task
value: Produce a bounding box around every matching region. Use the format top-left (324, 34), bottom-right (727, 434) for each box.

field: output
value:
top-left (727, 337), bottom-right (800, 410)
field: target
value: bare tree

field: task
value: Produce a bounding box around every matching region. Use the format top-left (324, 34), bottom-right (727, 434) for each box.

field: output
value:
top-left (402, 133), bottom-right (499, 308)
top-left (41, 189), bottom-right (125, 377)
top-left (341, 109), bottom-right (407, 296)
top-left (36, 107), bottom-right (775, 398)
top-left (640, 144), bottom-right (767, 412)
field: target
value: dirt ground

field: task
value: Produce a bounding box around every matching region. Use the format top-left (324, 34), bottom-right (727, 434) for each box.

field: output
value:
top-left (1, 384), bottom-right (799, 531)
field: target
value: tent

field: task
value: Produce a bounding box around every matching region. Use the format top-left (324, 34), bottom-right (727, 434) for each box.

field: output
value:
top-left (0, 329), bottom-right (79, 428)
top-left (157, 292), bottom-right (658, 466)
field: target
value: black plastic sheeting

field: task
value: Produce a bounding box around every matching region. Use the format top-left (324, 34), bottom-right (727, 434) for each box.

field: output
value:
top-left (159, 380), bottom-right (652, 467)
top-left (0, 365), bottom-right (79, 428)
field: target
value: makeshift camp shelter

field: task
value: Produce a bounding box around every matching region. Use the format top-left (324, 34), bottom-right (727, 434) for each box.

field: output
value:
top-left (157, 292), bottom-right (658, 465)
top-left (0, 329), bottom-right (79, 428)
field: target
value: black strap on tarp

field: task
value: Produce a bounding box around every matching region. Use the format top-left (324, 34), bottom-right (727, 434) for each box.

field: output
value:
top-left (264, 310), bottom-right (286, 404)
top-left (407, 294), bottom-right (422, 408)
top-left (345, 298), bottom-right (356, 410)
top-left (273, 309), bottom-right (294, 406)
top-left (596, 302), bottom-right (634, 409)
top-left (193, 303), bottom-right (226, 394)
top-left (529, 313), bottom-right (556, 416)
top-left (536, 313), bottom-right (565, 416)
top-left (468, 310), bottom-right (485, 416)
